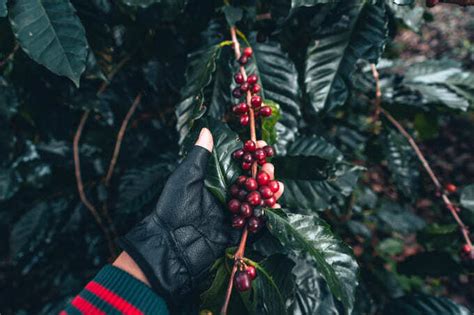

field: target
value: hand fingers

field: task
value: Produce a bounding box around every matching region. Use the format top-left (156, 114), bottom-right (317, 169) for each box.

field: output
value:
top-left (274, 182), bottom-right (284, 200)
top-left (195, 128), bottom-right (214, 153)
top-left (261, 163), bottom-right (274, 179)
top-left (272, 203), bottom-right (281, 209)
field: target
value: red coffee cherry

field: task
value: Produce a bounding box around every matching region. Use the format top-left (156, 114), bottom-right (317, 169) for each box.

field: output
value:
top-left (445, 183), bottom-right (457, 193)
top-left (242, 161), bottom-right (252, 170)
top-left (236, 175), bottom-right (247, 187)
top-left (268, 180), bottom-right (280, 193)
top-left (257, 171), bottom-right (270, 186)
top-left (264, 196), bottom-right (276, 207)
top-left (237, 189), bottom-right (248, 201)
top-left (234, 270), bottom-right (251, 291)
top-left (230, 184), bottom-right (240, 197)
top-left (245, 178), bottom-right (258, 191)
top-left (247, 191), bottom-right (262, 206)
top-left (251, 95), bottom-right (262, 108)
top-left (246, 265), bottom-right (257, 280)
top-left (240, 114), bottom-right (249, 126)
top-left (240, 202), bottom-right (253, 218)
top-left (462, 244), bottom-right (472, 254)
top-left (244, 140), bottom-right (257, 152)
top-left (232, 216), bottom-right (246, 229)
top-left (240, 82), bottom-right (250, 93)
top-left (227, 199), bottom-right (241, 214)
top-left (232, 87), bottom-right (242, 98)
top-left (234, 73), bottom-right (245, 84)
top-left (238, 55), bottom-right (248, 65)
top-left (243, 47), bottom-right (253, 58)
top-left (259, 185), bottom-right (273, 199)
top-left (243, 152), bottom-right (253, 163)
top-left (254, 148), bottom-right (266, 161)
top-left (260, 106), bottom-right (272, 117)
top-left (247, 74), bottom-right (258, 85)
top-left (248, 216), bottom-right (262, 233)
top-left (233, 102), bottom-right (248, 115)
top-left (251, 84), bottom-right (261, 94)
top-left (263, 145), bottom-right (274, 157)
top-left (232, 149), bottom-right (245, 160)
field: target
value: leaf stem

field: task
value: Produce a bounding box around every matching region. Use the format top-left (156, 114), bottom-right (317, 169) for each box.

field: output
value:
top-left (370, 64), bottom-right (472, 252)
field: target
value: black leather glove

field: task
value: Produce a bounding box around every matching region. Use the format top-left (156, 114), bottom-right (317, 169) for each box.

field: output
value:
top-left (119, 140), bottom-right (236, 305)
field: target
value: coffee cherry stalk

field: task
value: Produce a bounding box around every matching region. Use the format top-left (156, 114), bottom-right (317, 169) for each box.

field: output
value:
top-left (220, 27), bottom-right (279, 315)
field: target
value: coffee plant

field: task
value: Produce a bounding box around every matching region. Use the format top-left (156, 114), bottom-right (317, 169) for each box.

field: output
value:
top-left (1, 0), bottom-right (474, 314)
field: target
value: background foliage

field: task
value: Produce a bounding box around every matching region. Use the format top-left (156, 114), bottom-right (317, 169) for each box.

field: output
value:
top-left (0, 0), bottom-right (473, 314)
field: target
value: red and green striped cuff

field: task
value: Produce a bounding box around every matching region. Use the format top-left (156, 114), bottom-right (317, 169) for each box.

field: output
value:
top-left (61, 265), bottom-right (169, 315)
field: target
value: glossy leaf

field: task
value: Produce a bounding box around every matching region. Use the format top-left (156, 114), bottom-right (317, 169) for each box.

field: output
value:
top-left (305, 0), bottom-right (387, 113)
top-left (382, 295), bottom-right (471, 315)
top-left (266, 209), bottom-right (359, 313)
top-left (460, 184), bottom-right (474, 211)
top-left (9, 0), bottom-right (88, 86)
top-left (376, 201), bottom-right (425, 234)
top-left (0, 0), bottom-right (6, 17)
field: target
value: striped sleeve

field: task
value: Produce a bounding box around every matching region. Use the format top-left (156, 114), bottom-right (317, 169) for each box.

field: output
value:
top-left (61, 265), bottom-right (169, 315)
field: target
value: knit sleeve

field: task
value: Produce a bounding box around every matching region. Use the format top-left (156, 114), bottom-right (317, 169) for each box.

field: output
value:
top-left (61, 265), bottom-right (169, 315)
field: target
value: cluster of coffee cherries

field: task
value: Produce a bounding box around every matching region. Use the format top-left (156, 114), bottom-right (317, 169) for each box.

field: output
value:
top-left (234, 263), bottom-right (257, 292)
top-left (231, 48), bottom-right (272, 126)
top-left (227, 170), bottom-right (279, 233)
top-left (232, 140), bottom-right (274, 170)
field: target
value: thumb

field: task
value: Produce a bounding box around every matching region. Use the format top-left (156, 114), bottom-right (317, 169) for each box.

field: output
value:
top-left (195, 128), bottom-right (214, 152)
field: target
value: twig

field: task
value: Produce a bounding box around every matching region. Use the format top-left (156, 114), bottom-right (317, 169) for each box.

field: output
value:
top-left (370, 64), bottom-right (382, 122)
top-left (370, 64), bottom-right (472, 251)
top-left (256, 13), bottom-right (272, 21)
top-left (221, 27), bottom-right (256, 315)
top-left (96, 55), bottom-right (132, 95)
top-left (0, 43), bottom-right (19, 68)
top-left (74, 111), bottom-right (117, 256)
top-left (104, 93), bottom-right (142, 186)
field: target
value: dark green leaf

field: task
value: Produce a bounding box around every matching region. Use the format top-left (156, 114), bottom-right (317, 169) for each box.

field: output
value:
top-left (0, 168), bottom-right (21, 201)
top-left (382, 294), bottom-right (471, 315)
top-left (205, 118), bottom-right (241, 204)
top-left (398, 251), bottom-right (463, 277)
top-left (0, 79), bottom-right (19, 120)
top-left (460, 184), bottom-right (474, 211)
top-left (0, 0), bottom-right (7, 17)
top-left (376, 201), bottom-right (425, 234)
top-left (266, 209), bottom-right (359, 313)
top-left (176, 44), bottom-right (222, 144)
top-left (9, 0), bottom-right (88, 86)
top-left (121, 0), bottom-right (187, 11)
top-left (393, 0), bottom-right (414, 5)
top-left (305, 1), bottom-right (387, 113)
top-left (376, 238), bottom-right (404, 256)
top-left (222, 5), bottom-right (243, 27)
top-left (382, 128), bottom-right (420, 199)
top-left (291, 0), bottom-right (339, 9)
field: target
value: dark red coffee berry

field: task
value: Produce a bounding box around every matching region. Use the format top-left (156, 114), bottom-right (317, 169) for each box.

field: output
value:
top-left (257, 159), bottom-right (266, 166)
top-left (264, 196), bottom-right (276, 207)
top-left (237, 189), bottom-right (248, 201)
top-left (244, 140), bottom-right (257, 152)
top-left (462, 244), bottom-right (472, 254)
top-left (426, 0), bottom-right (439, 7)
top-left (232, 149), bottom-right (245, 160)
top-left (234, 72), bottom-right (245, 84)
top-left (234, 271), bottom-right (251, 291)
top-left (240, 202), bottom-right (253, 218)
top-left (251, 84), bottom-right (261, 94)
top-left (232, 87), bottom-right (242, 98)
top-left (233, 102), bottom-right (248, 115)
top-left (259, 185), bottom-right (273, 199)
top-left (242, 162), bottom-right (252, 170)
top-left (227, 199), bottom-right (241, 214)
top-left (247, 191), bottom-right (262, 206)
top-left (260, 106), bottom-right (272, 117)
top-left (230, 184), bottom-right (240, 197)
top-left (243, 47), bottom-right (253, 58)
top-left (248, 216), bottom-right (262, 233)
top-left (445, 183), bottom-right (457, 193)
top-left (232, 216), bottom-right (246, 229)
top-left (247, 74), bottom-right (258, 85)
top-left (251, 95), bottom-right (262, 108)
top-left (254, 149), bottom-right (266, 161)
top-left (236, 175), bottom-right (247, 187)
top-left (268, 180), bottom-right (280, 193)
top-left (240, 82), bottom-right (250, 92)
top-left (257, 171), bottom-right (270, 186)
top-left (240, 114), bottom-right (249, 126)
top-left (243, 152), bottom-right (253, 163)
top-left (238, 55), bottom-right (248, 65)
top-left (245, 178), bottom-right (258, 191)
top-left (263, 145), bottom-right (274, 157)
top-left (246, 265), bottom-right (257, 280)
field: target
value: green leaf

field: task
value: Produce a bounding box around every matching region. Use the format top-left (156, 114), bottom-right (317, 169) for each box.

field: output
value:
top-left (274, 136), bottom-right (362, 211)
top-left (205, 118), bottom-right (241, 204)
top-left (377, 238), bottom-right (404, 256)
top-left (9, 0), bottom-right (88, 86)
top-left (222, 5), bottom-right (243, 27)
top-left (0, 0), bottom-right (7, 17)
top-left (305, 0), bottom-right (387, 113)
top-left (120, 0), bottom-right (186, 9)
top-left (261, 100), bottom-right (281, 146)
top-left (382, 128), bottom-right (420, 199)
top-left (398, 251), bottom-right (463, 277)
top-left (250, 38), bottom-right (302, 153)
top-left (376, 201), bottom-right (426, 234)
top-left (460, 184), bottom-right (474, 211)
top-left (393, 0), bottom-right (414, 5)
top-left (387, 1), bottom-right (424, 32)
top-left (382, 294), bottom-right (471, 315)
top-left (418, 224), bottom-right (459, 251)
top-left (0, 168), bottom-right (21, 201)
top-left (0, 78), bottom-right (19, 120)
top-left (176, 44), bottom-right (222, 144)
top-left (265, 209), bottom-right (359, 313)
